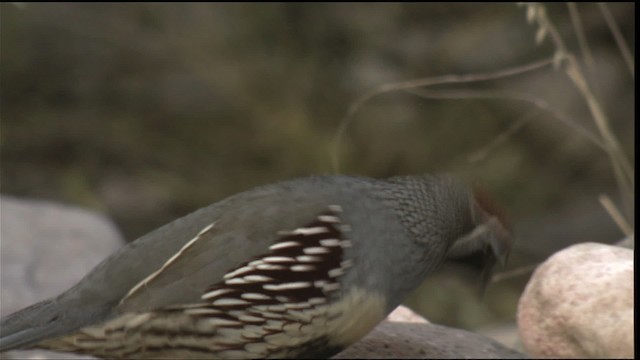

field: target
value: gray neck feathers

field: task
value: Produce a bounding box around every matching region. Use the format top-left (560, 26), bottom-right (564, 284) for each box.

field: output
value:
top-left (377, 174), bottom-right (474, 244)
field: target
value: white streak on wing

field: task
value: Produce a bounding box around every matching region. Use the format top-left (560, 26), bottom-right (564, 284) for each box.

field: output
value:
top-left (241, 293), bottom-right (272, 300)
top-left (263, 282), bottom-right (311, 291)
top-left (225, 278), bottom-right (251, 285)
top-left (248, 260), bottom-right (265, 267)
top-left (244, 275), bottom-right (274, 282)
top-left (297, 255), bottom-right (322, 262)
top-left (120, 222), bottom-right (216, 305)
top-left (328, 268), bottom-right (344, 278)
top-left (284, 302), bottom-right (312, 310)
top-left (291, 227), bottom-right (329, 236)
top-left (309, 297), bottom-right (326, 305)
top-left (202, 288), bottom-right (233, 300)
top-left (223, 265), bottom-right (254, 280)
top-left (184, 308), bottom-right (222, 315)
top-left (340, 240), bottom-right (353, 248)
top-left (340, 259), bottom-right (354, 268)
top-left (291, 264), bottom-right (315, 271)
top-left (263, 256), bottom-right (296, 263)
top-left (213, 298), bottom-right (250, 306)
top-left (303, 247), bottom-right (330, 255)
top-left (163, 302), bottom-right (210, 310)
top-left (319, 239), bottom-right (341, 247)
top-left (318, 215), bottom-right (340, 223)
top-left (256, 264), bottom-right (287, 271)
top-left (328, 205), bottom-right (343, 212)
top-left (252, 308), bottom-right (284, 318)
top-left (267, 304), bottom-right (287, 312)
top-left (269, 241), bottom-right (301, 250)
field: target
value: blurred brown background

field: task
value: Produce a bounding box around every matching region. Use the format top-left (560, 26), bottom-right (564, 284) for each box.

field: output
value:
top-left (0, 3), bottom-right (634, 333)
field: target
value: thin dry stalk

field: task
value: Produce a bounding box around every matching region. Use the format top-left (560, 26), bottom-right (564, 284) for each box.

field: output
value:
top-left (599, 194), bottom-right (634, 237)
top-left (491, 263), bottom-right (539, 283)
top-left (523, 3), bottom-right (634, 221)
top-left (405, 87), bottom-right (607, 152)
top-left (331, 58), bottom-right (554, 172)
top-left (567, 2), bottom-right (603, 101)
top-left (467, 113), bottom-right (532, 164)
top-left (598, 2), bottom-right (634, 79)
top-left (567, 3), bottom-right (596, 75)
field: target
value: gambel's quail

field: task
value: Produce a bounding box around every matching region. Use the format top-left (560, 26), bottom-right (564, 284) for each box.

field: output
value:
top-left (0, 174), bottom-right (511, 359)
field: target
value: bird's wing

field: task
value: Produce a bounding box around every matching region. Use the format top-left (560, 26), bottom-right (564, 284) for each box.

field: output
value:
top-left (0, 182), bottom-right (331, 353)
top-left (113, 190), bottom-right (337, 313)
top-left (37, 202), bottom-right (383, 359)
top-left (1, 176), bottom-right (390, 357)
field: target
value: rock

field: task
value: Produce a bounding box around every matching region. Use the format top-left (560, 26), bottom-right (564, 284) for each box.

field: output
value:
top-left (479, 322), bottom-right (524, 351)
top-left (1, 195), bottom-right (125, 360)
top-left (343, 291), bottom-right (525, 358)
top-left (334, 321), bottom-right (528, 359)
top-left (386, 305), bottom-right (429, 323)
top-left (517, 242), bottom-right (634, 358)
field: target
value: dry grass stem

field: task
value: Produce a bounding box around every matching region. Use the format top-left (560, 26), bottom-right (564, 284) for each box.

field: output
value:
top-left (598, 2), bottom-right (635, 79)
top-left (567, 3), bottom-right (601, 97)
top-left (467, 112), bottom-right (536, 164)
top-left (523, 3), bottom-right (634, 222)
top-left (599, 194), bottom-right (634, 237)
top-left (406, 88), bottom-right (607, 152)
top-left (331, 58), bottom-right (554, 172)
top-left (491, 263), bottom-right (539, 283)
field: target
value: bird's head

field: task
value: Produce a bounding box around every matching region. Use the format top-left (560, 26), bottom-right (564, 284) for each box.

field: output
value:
top-left (445, 184), bottom-right (513, 292)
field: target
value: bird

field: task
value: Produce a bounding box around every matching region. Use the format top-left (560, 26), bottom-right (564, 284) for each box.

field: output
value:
top-left (0, 174), bottom-right (512, 359)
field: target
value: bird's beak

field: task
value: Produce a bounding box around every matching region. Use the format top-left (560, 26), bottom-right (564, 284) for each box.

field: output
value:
top-left (485, 216), bottom-right (511, 267)
top-left (445, 215), bottom-right (513, 295)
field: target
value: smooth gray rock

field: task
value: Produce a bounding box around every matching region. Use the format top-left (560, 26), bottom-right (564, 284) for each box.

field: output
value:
top-left (1, 195), bottom-right (124, 360)
top-left (478, 322), bottom-right (524, 353)
top-left (334, 321), bottom-right (528, 359)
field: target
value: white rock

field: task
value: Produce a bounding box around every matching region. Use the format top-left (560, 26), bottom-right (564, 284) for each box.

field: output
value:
top-left (1, 195), bottom-right (124, 360)
top-left (387, 305), bottom-right (429, 323)
top-left (517, 242), bottom-right (634, 358)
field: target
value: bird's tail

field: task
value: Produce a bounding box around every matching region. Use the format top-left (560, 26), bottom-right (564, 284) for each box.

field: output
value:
top-left (0, 295), bottom-right (112, 353)
top-left (1, 298), bottom-right (64, 351)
